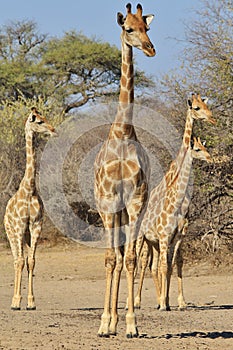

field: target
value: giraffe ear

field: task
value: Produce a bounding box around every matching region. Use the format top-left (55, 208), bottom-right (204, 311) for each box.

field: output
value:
top-left (202, 97), bottom-right (208, 104)
top-left (117, 12), bottom-right (125, 27)
top-left (143, 14), bottom-right (154, 26)
top-left (187, 99), bottom-right (192, 109)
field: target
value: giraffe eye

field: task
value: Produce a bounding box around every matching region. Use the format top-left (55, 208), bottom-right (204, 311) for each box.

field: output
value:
top-left (37, 120), bottom-right (44, 125)
top-left (126, 28), bottom-right (133, 33)
top-left (194, 107), bottom-right (200, 111)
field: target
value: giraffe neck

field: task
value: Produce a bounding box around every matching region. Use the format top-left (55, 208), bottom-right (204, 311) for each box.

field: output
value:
top-left (119, 39), bottom-right (134, 105)
top-left (182, 109), bottom-right (193, 149)
top-left (166, 110), bottom-right (194, 187)
top-left (175, 109), bottom-right (194, 165)
top-left (110, 39), bottom-right (135, 139)
top-left (20, 129), bottom-right (36, 193)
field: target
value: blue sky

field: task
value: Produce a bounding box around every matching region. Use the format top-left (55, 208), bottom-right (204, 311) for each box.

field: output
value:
top-left (0, 1), bottom-right (197, 78)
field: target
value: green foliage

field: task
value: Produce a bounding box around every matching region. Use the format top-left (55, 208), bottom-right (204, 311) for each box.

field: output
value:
top-left (0, 22), bottom-right (153, 115)
top-left (41, 31), bottom-right (122, 112)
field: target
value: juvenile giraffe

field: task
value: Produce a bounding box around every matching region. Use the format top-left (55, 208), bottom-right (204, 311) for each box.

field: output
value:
top-left (134, 136), bottom-right (213, 310)
top-left (4, 108), bottom-right (56, 310)
top-left (94, 3), bottom-right (155, 337)
top-left (134, 94), bottom-right (216, 312)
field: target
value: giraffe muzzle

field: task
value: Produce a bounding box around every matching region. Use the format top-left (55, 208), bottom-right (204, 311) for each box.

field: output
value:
top-left (143, 42), bottom-right (156, 56)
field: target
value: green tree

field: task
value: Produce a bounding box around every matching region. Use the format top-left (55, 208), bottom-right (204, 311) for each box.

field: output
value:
top-left (0, 20), bottom-right (46, 100)
top-left (41, 31), bottom-right (122, 113)
top-left (0, 21), bottom-right (153, 115)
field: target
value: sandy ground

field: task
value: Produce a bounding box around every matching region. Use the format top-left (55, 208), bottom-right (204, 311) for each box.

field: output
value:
top-left (0, 242), bottom-right (232, 350)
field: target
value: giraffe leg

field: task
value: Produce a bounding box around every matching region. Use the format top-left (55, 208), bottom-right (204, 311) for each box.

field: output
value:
top-left (26, 221), bottom-right (41, 310)
top-left (176, 247), bottom-right (187, 310)
top-left (150, 245), bottom-right (161, 309)
top-left (125, 242), bottom-right (138, 338)
top-left (98, 247), bottom-right (116, 337)
top-left (109, 246), bottom-right (123, 335)
top-left (5, 227), bottom-right (24, 310)
top-left (159, 240), bottom-right (168, 311)
top-left (165, 257), bottom-right (172, 311)
top-left (11, 255), bottom-right (25, 310)
top-left (175, 218), bottom-right (188, 310)
top-left (11, 241), bottom-right (24, 310)
top-left (134, 241), bottom-right (149, 309)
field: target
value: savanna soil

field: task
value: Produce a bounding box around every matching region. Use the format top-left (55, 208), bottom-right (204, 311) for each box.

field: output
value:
top-left (0, 242), bottom-right (232, 350)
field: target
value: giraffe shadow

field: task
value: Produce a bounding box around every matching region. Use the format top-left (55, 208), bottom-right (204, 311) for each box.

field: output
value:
top-left (139, 331), bottom-right (233, 340)
top-left (70, 307), bottom-right (103, 311)
top-left (186, 304), bottom-right (233, 311)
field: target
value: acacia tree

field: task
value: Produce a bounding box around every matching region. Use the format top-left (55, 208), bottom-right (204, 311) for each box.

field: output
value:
top-left (0, 21), bottom-right (152, 115)
top-left (41, 31), bottom-right (122, 113)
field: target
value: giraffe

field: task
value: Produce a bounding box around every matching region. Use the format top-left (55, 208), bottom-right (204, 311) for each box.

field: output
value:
top-left (134, 136), bottom-right (213, 310)
top-left (134, 94), bottom-right (216, 312)
top-left (4, 107), bottom-right (56, 310)
top-left (94, 3), bottom-right (155, 337)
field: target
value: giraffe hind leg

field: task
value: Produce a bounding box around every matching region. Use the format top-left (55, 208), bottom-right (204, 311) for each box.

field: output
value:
top-left (134, 241), bottom-right (149, 309)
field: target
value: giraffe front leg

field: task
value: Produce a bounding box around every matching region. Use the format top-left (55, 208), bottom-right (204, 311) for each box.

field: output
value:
top-left (98, 247), bottom-right (116, 337)
top-left (176, 247), bottom-right (187, 310)
top-left (109, 246), bottom-right (123, 335)
top-left (165, 259), bottom-right (172, 311)
top-left (125, 241), bottom-right (138, 338)
top-left (26, 221), bottom-right (41, 310)
top-left (26, 256), bottom-right (36, 310)
top-left (11, 256), bottom-right (25, 310)
top-left (158, 242), bottom-right (168, 312)
top-left (5, 227), bottom-right (24, 310)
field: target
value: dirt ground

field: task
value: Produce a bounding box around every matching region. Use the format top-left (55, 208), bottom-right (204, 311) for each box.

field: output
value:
top-left (0, 242), bottom-right (232, 350)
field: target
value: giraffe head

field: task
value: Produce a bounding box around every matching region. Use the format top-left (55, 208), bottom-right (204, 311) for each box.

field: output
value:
top-left (191, 137), bottom-right (212, 163)
top-left (117, 3), bottom-right (155, 57)
top-left (187, 93), bottom-right (216, 125)
top-left (25, 107), bottom-right (56, 136)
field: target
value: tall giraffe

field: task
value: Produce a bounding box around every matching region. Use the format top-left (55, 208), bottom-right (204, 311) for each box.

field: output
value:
top-left (134, 94), bottom-right (216, 312)
top-left (134, 136), bottom-right (213, 310)
top-left (4, 108), bottom-right (56, 310)
top-left (94, 3), bottom-right (155, 337)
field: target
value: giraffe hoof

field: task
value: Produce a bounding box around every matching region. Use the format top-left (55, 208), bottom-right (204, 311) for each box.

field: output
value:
top-left (166, 306), bottom-right (171, 311)
top-left (126, 327), bottom-right (138, 338)
top-left (109, 332), bottom-right (117, 336)
top-left (26, 306), bottom-right (36, 311)
top-left (98, 333), bottom-right (110, 338)
top-left (156, 304), bottom-right (160, 310)
top-left (11, 306), bottom-right (21, 311)
top-left (159, 307), bottom-right (167, 312)
top-left (126, 332), bottom-right (138, 338)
